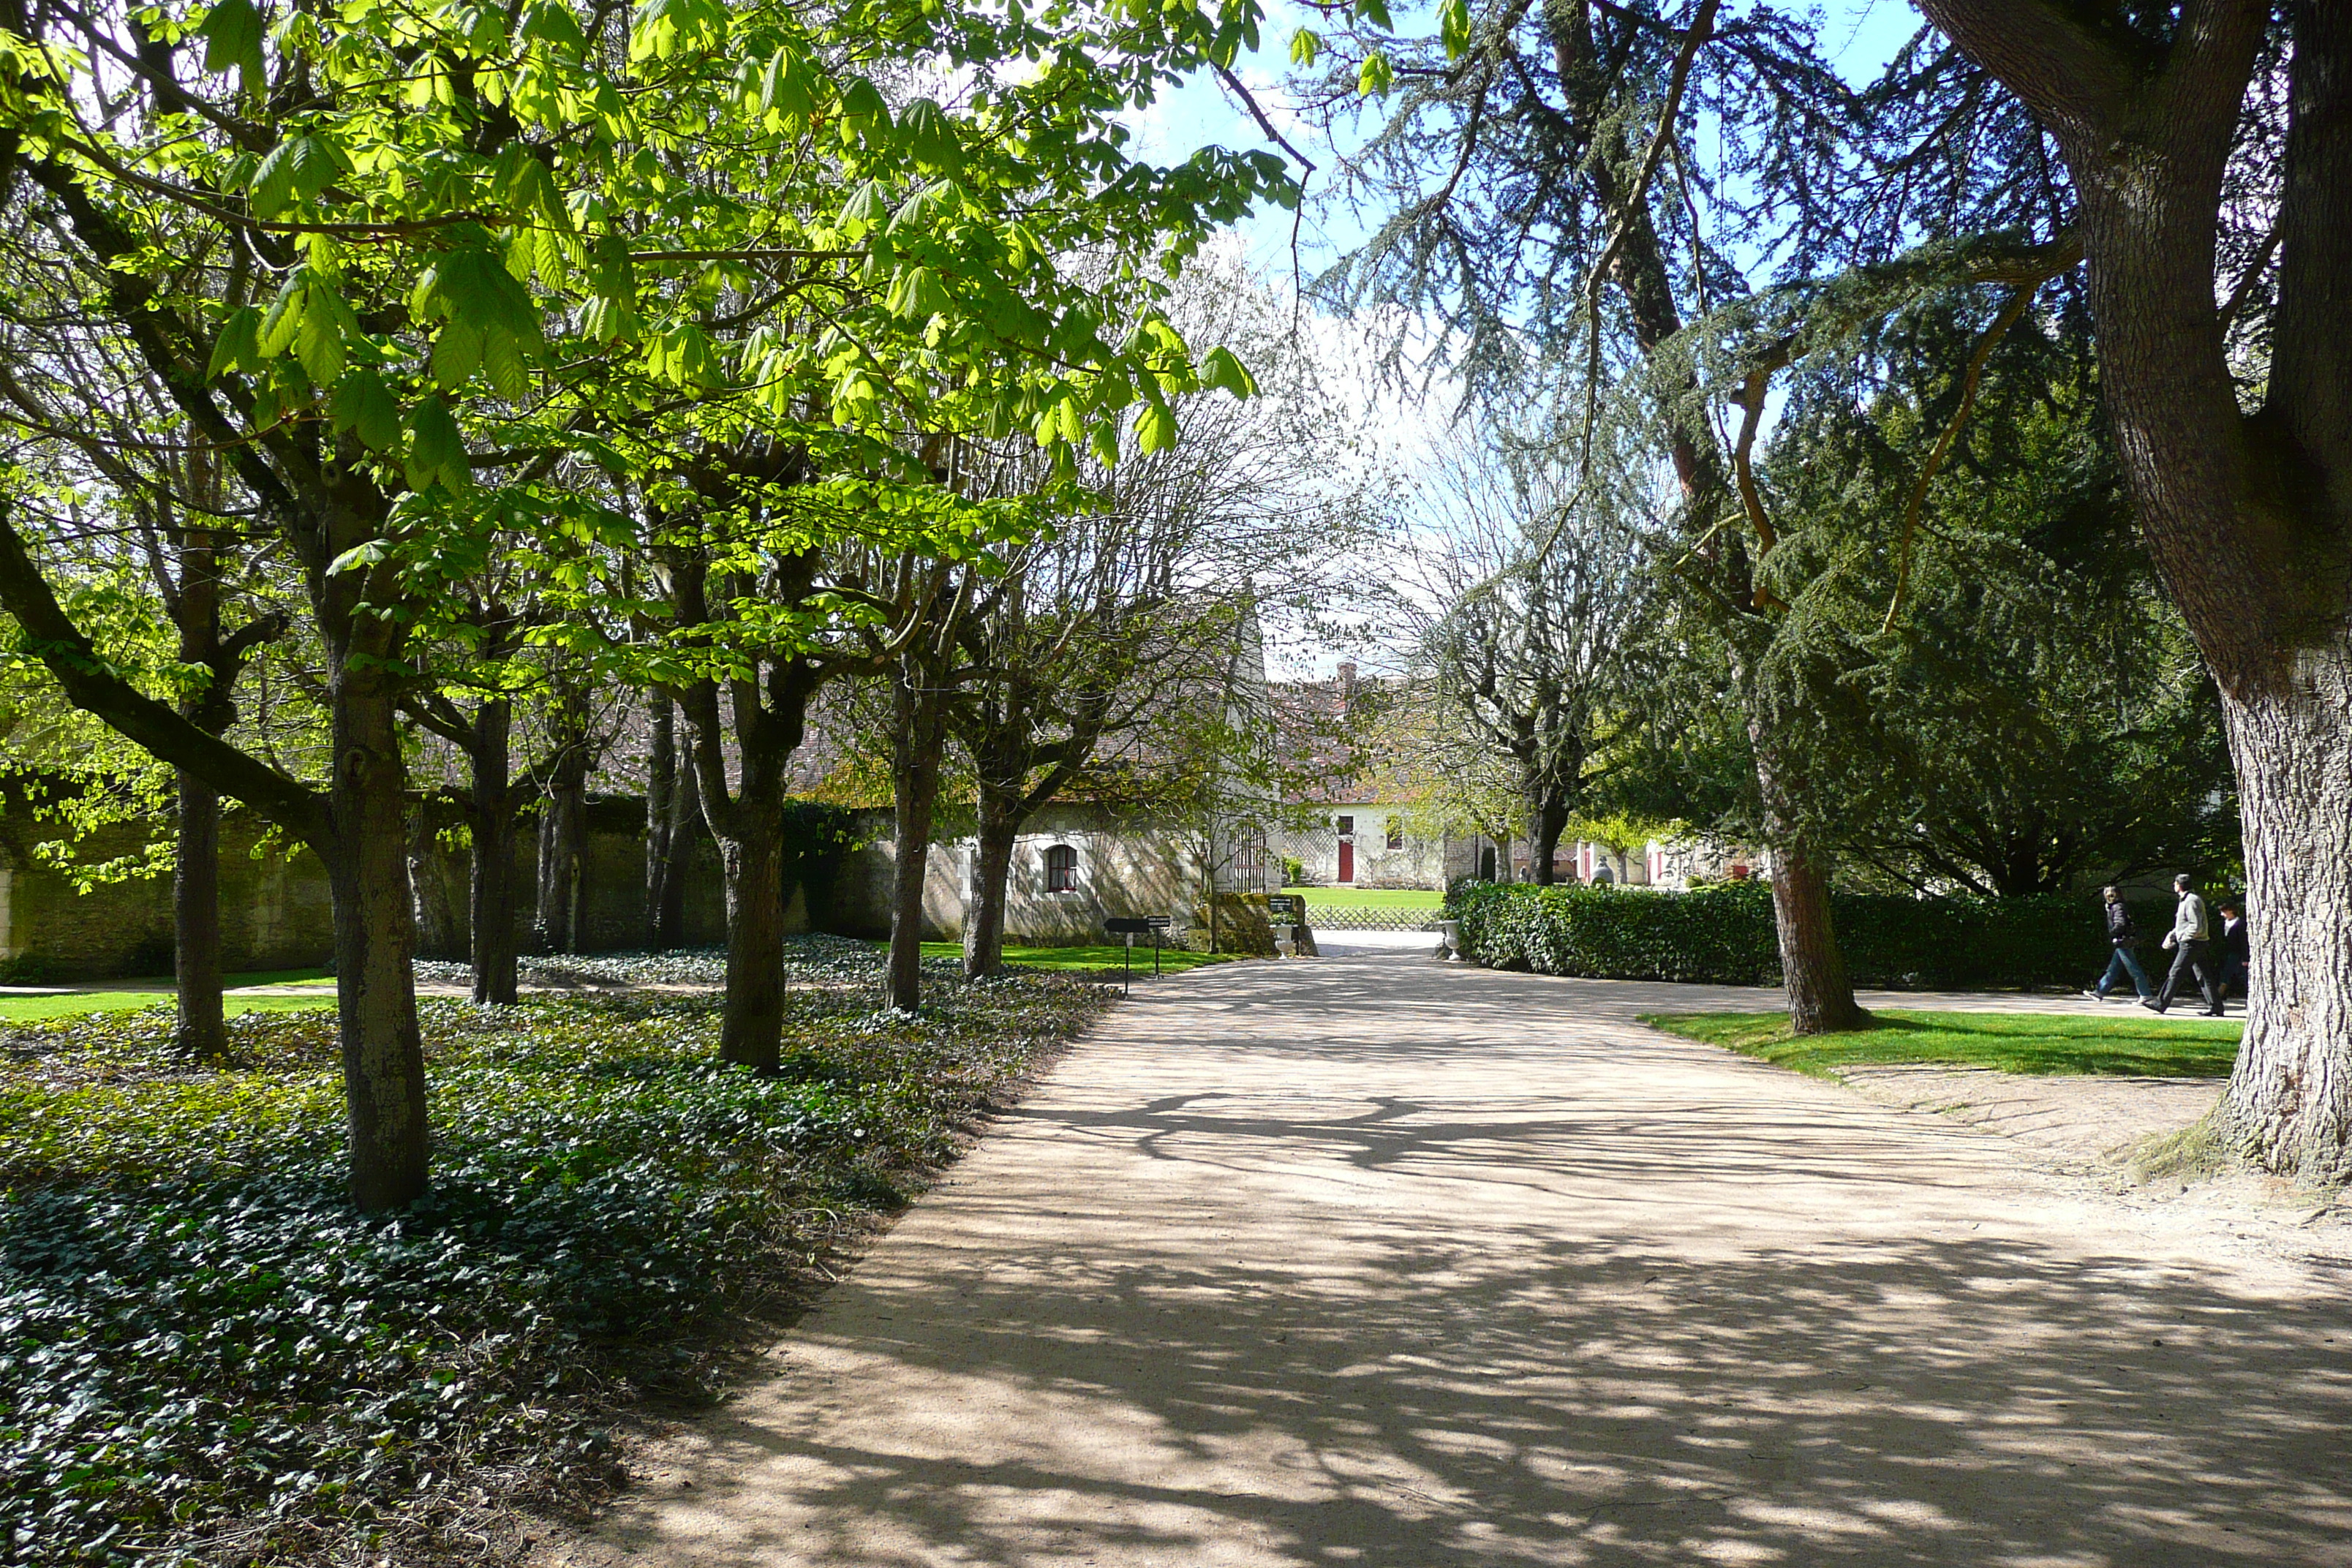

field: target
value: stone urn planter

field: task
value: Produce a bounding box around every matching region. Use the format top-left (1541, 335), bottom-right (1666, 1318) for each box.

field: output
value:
top-left (1437, 919), bottom-right (1464, 962)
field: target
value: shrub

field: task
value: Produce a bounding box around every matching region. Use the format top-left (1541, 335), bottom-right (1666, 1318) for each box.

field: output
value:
top-left (1445, 881), bottom-right (2178, 991)
top-left (0, 956), bottom-right (1113, 1565)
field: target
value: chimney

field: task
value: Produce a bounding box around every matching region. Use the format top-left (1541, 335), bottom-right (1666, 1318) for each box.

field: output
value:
top-left (1338, 660), bottom-right (1357, 707)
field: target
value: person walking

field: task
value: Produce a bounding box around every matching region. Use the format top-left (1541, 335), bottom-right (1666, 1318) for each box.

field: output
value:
top-left (2085, 886), bottom-right (2152, 1002)
top-left (2217, 900), bottom-right (2250, 1004)
top-left (2144, 873), bottom-right (2223, 1017)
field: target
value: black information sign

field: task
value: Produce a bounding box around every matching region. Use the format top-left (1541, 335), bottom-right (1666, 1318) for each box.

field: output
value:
top-left (1104, 915), bottom-right (1174, 989)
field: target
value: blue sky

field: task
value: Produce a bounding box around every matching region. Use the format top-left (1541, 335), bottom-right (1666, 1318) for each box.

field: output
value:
top-left (1128, 3), bottom-right (1940, 672)
top-left (1130, 0), bottom-right (1931, 281)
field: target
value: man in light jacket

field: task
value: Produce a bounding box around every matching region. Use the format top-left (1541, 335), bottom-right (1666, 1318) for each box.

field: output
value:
top-left (2144, 873), bottom-right (2223, 1017)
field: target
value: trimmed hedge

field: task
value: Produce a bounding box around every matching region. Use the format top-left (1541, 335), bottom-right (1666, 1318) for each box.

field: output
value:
top-left (1447, 880), bottom-right (2180, 992)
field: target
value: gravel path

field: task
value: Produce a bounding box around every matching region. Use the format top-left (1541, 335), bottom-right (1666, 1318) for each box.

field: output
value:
top-left (578, 957), bottom-right (2352, 1567)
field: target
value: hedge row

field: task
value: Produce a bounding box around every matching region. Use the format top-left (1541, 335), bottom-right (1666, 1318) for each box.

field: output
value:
top-left (1446, 881), bottom-right (2182, 991)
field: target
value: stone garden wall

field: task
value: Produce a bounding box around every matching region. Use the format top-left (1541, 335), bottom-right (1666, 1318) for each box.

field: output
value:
top-left (0, 794), bottom-right (745, 981)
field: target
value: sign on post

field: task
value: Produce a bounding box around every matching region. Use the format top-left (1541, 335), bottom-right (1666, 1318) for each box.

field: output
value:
top-left (1104, 915), bottom-right (1174, 991)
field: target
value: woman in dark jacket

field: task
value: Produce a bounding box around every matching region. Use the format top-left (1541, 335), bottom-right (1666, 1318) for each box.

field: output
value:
top-left (2217, 900), bottom-right (2250, 1001)
top-left (2088, 885), bottom-right (2152, 1002)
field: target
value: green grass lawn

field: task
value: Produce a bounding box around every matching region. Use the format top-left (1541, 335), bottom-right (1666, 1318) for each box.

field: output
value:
top-left (1284, 888), bottom-right (1444, 908)
top-left (0, 992), bottom-right (338, 1022)
top-left (0, 968), bottom-right (337, 1022)
top-left (1645, 1008), bottom-right (2242, 1079)
top-left (916, 941), bottom-right (1234, 976)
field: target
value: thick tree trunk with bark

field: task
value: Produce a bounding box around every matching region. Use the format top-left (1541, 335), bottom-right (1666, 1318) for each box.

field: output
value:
top-left (1753, 739), bottom-right (1864, 1033)
top-left (1769, 845), bottom-right (1862, 1033)
top-left (469, 698), bottom-right (519, 1006)
top-left (962, 794), bottom-right (1020, 979)
top-left (171, 529), bottom-right (226, 1058)
top-left (717, 821), bottom-right (789, 1071)
top-left (328, 679), bottom-right (429, 1212)
top-left (2211, 664), bottom-right (2352, 1177)
top-left (1917, 0), bottom-right (2350, 1175)
top-left (1528, 788), bottom-right (1569, 886)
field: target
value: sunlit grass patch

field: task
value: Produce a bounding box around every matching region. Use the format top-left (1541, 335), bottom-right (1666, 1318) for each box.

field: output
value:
top-left (0, 989), bottom-right (336, 1022)
top-left (1644, 1008), bottom-right (2241, 1079)
top-left (1286, 887), bottom-right (1445, 908)
top-left (916, 941), bottom-right (1233, 975)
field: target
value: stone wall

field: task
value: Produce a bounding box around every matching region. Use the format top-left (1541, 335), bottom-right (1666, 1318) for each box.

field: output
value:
top-left (0, 810), bottom-right (334, 981)
top-left (0, 794), bottom-right (756, 981)
top-left (832, 802), bottom-right (1201, 946)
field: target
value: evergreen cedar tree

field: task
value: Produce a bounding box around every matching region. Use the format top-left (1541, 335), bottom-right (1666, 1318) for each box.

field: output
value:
top-left (1910, 0), bottom-right (2352, 1180)
top-left (1311, 0), bottom-right (2350, 1177)
top-left (0, 0), bottom-right (1290, 1209)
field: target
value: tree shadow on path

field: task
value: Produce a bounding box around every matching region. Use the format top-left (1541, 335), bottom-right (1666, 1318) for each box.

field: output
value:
top-left (598, 960), bottom-right (2352, 1567)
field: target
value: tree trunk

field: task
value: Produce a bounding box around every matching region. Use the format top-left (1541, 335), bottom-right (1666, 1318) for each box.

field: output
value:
top-left (173, 771), bottom-right (225, 1058)
top-left (718, 821), bottom-right (787, 1072)
top-left (1770, 843), bottom-right (1863, 1033)
top-left (645, 696), bottom-right (679, 946)
top-left (886, 673), bottom-right (949, 1011)
top-left (173, 524), bottom-right (226, 1059)
top-left (469, 698), bottom-right (519, 1006)
top-left (1752, 740), bottom-right (1865, 1033)
top-left (962, 795), bottom-right (1020, 979)
top-left (328, 680), bottom-right (429, 1213)
top-left (405, 802), bottom-right (464, 962)
top-left (2211, 664), bottom-right (2352, 1178)
top-left (1919, 0), bottom-right (2342, 1180)
top-left (1529, 788), bottom-right (1569, 886)
top-left (535, 759), bottom-right (587, 954)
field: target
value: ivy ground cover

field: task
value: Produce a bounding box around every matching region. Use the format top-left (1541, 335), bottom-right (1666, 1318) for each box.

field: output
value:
top-left (0, 950), bottom-right (1113, 1565)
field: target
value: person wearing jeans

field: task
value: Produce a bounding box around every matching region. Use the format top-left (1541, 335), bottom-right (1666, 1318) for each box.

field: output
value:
top-left (2146, 873), bottom-right (2223, 1017)
top-left (2087, 885), bottom-right (2151, 1001)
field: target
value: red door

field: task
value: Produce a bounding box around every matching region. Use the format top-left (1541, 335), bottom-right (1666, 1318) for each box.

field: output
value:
top-left (1338, 840), bottom-right (1355, 883)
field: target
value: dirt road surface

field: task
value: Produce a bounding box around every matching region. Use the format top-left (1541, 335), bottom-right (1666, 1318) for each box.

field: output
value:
top-left (586, 957), bottom-right (2352, 1567)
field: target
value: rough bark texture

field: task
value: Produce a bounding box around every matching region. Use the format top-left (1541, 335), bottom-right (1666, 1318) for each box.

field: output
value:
top-left (718, 826), bottom-right (788, 1072)
top-left (173, 772), bottom-right (225, 1056)
top-left (2213, 668), bottom-right (2352, 1176)
top-left (886, 660), bottom-right (951, 1013)
top-left (961, 799), bottom-right (1020, 979)
top-left (1769, 847), bottom-right (1863, 1033)
top-left (1529, 789), bottom-right (1569, 886)
top-left (469, 698), bottom-right (519, 1006)
top-left (329, 680), bottom-right (429, 1213)
top-left (1916, 0), bottom-right (2352, 1175)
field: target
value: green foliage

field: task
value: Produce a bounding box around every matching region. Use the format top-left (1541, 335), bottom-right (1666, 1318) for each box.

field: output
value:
top-left (1646, 1009), bottom-right (2241, 1080)
top-left (0, 968), bottom-right (1113, 1564)
top-left (1447, 881), bottom-right (2184, 991)
top-left (1559, 809), bottom-right (1673, 859)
